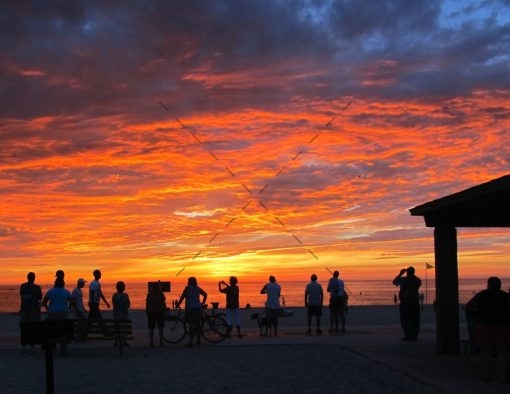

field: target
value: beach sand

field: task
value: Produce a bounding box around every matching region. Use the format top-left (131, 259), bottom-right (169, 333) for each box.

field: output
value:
top-left (1, 305), bottom-right (508, 394)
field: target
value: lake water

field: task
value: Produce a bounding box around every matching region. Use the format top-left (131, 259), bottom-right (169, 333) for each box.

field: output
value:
top-left (3, 278), bottom-right (506, 313)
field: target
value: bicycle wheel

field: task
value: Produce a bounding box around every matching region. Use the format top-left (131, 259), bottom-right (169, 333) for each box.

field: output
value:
top-left (201, 315), bottom-right (228, 343)
top-left (162, 316), bottom-right (187, 344)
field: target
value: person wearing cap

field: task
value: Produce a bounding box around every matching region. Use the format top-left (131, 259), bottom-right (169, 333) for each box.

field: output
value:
top-left (393, 266), bottom-right (422, 341)
top-left (88, 269), bottom-right (110, 319)
top-left (72, 278), bottom-right (88, 339)
top-left (71, 278), bottom-right (87, 319)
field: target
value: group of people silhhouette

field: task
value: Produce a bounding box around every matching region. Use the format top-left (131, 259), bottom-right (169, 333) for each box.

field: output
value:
top-left (19, 269), bottom-right (127, 354)
top-left (20, 266), bottom-right (509, 377)
top-left (256, 272), bottom-right (350, 337)
top-left (393, 267), bottom-right (510, 381)
top-left (19, 269), bottom-right (353, 352)
top-left (175, 273), bottom-right (345, 342)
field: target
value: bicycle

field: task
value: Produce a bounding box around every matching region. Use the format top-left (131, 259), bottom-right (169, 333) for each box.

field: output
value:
top-left (163, 302), bottom-right (228, 344)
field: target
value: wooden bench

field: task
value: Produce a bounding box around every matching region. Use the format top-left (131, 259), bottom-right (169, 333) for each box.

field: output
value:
top-left (22, 318), bottom-right (134, 355)
top-left (76, 318), bottom-right (134, 355)
top-left (21, 319), bottom-right (134, 394)
top-left (40, 318), bottom-right (134, 356)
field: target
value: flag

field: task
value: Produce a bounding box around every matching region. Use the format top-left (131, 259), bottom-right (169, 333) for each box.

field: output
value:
top-left (425, 263), bottom-right (434, 269)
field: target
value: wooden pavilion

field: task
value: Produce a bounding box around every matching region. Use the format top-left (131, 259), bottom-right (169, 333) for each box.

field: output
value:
top-left (409, 174), bottom-right (510, 353)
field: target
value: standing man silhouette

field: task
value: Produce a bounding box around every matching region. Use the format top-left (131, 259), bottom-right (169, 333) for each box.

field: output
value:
top-left (393, 266), bottom-right (422, 341)
top-left (218, 276), bottom-right (243, 338)
top-left (260, 275), bottom-right (281, 336)
top-left (305, 274), bottom-right (323, 334)
top-left (19, 272), bottom-right (42, 353)
top-left (72, 278), bottom-right (88, 338)
top-left (88, 269), bottom-right (110, 319)
top-left (327, 270), bottom-right (347, 333)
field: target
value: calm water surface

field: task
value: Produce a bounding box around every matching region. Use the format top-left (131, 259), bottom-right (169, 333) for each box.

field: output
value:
top-left (2, 278), bottom-right (507, 313)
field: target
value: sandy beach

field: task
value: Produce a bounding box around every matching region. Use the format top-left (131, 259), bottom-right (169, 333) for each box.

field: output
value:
top-left (1, 305), bottom-right (508, 394)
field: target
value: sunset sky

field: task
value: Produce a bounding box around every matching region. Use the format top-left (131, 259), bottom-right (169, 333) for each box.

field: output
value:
top-left (1, 0), bottom-right (510, 285)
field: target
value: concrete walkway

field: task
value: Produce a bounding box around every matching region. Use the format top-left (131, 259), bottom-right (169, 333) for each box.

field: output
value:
top-left (1, 306), bottom-right (508, 393)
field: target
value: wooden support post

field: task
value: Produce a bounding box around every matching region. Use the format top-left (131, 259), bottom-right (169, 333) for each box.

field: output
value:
top-left (44, 345), bottom-right (55, 394)
top-left (434, 225), bottom-right (460, 354)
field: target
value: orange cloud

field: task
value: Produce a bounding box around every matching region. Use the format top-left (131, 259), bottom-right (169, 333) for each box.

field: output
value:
top-left (1, 92), bottom-right (510, 285)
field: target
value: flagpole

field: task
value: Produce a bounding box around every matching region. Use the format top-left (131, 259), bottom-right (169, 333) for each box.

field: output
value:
top-left (425, 263), bottom-right (428, 306)
top-left (424, 262), bottom-right (434, 306)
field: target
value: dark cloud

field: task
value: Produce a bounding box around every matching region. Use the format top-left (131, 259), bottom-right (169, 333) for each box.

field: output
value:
top-left (0, 225), bottom-right (19, 237)
top-left (1, 0), bottom-right (508, 120)
top-left (326, 0), bottom-right (441, 39)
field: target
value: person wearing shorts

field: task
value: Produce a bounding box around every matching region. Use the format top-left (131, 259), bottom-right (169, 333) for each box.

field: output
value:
top-left (218, 276), bottom-right (243, 338)
top-left (305, 273), bottom-right (323, 334)
top-left (146, 282), bottom-right (166, 347)
top-left (327, 270), bottom-right (347, 333)
top-left (260, 275), bottom-right (281, 336)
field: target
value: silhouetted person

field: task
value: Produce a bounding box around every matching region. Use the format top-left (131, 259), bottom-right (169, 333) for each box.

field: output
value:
top-left (305, 274), bottom-right (323, 334)
top-left (327, 270), bottom-right (347, 333)
top-left (393, 266), bottom-right (422, 341)
top-left (176, 277), bottom-right (207, 347)
top-left (112, 281), bottom-right (130, 319)
top-left (88, 269), bottom-right (110, 319)
top-left (466, 276), bottom-right (510, 381)
top-left (42, 277), bottom-right (72, 355)
top-left (71, 278), bottom-right (87, 338)
top-left (218, 276), bottom-right (242, 338)
top-left (19, 272), bottom-right (42, 353)
top-left (146, 282), bottom-right (166, 347)
top-left (71, 278), bottom-right (87, 319)
top-left (112, 281), bottom-right (130, 347)
top-left (55, 269), bottom-right (65, 281)
top-left (260, 275), bottom-right (281, 336)
top-left (42, 277), bottom-right (71, 319)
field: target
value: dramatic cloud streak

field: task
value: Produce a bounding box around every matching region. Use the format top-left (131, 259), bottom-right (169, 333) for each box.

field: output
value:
top-left (1, 0), bottom-right (509, 283)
